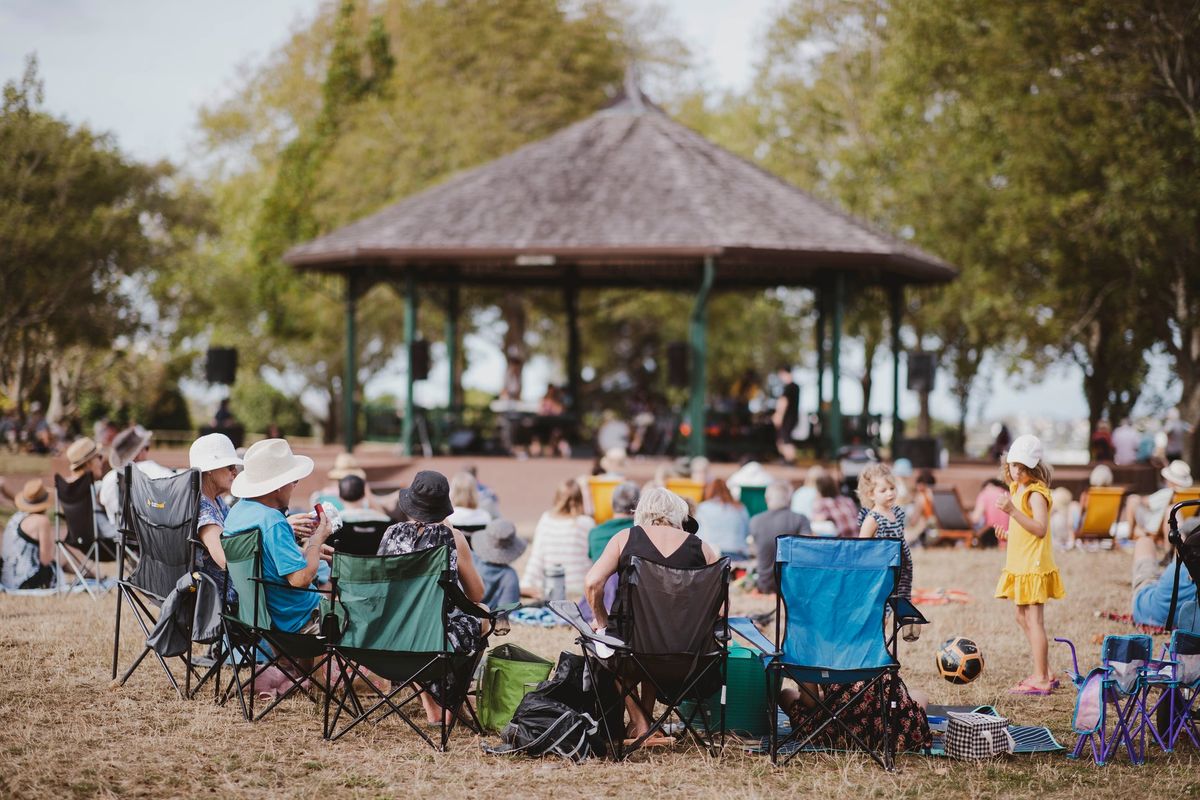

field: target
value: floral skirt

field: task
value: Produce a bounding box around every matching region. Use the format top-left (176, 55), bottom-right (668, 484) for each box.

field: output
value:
top-left (785, 678), bottom-right (931, 753)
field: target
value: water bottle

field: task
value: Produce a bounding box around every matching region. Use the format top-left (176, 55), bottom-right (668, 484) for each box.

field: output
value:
top-left (544, 563), bottom-right (566, 602)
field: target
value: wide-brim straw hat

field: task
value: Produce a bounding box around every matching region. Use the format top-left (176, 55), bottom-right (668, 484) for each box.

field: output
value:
top-left (110, 425), bottom-right (153, 470)
top-left (1162, 460), bottom-right (1193, 488)
top-left (15, 479), bottom-right (52, 513)
top-left (472, 518), bottom-right (527, 565)
top-left (327, 452), bottom-right (366, 480)
top-left (66, 437), bottom-right (101, 473)
top-left (231, 438), bottom-right (314, 498)
top-left (395, 470), bottom-right (454, 523)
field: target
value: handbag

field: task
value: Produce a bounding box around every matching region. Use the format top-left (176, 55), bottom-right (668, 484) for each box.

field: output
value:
top-left (477, 643), bottom-right (554, 733)
top-left (944, 712), bottom-right (1015, 759)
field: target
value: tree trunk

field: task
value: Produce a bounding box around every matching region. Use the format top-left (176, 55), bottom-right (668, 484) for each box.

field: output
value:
top-left (500, 295), bottom-right (528, 399)
top-left (46, 347), bottom-right (85, 427)
top-left (917, 389), bottom-right (931, 437)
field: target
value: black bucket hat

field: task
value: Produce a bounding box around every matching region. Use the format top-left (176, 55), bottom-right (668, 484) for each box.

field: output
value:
top-left (396, 470), bottom-right (454, 523)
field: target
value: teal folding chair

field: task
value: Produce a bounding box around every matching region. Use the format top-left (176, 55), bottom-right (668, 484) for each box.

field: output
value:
top-left (322, 545), bottom-right (511, 751)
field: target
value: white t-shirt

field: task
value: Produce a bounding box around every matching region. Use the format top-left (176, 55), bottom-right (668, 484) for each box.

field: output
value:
top-left (445, 506), bottom-right (492, 529)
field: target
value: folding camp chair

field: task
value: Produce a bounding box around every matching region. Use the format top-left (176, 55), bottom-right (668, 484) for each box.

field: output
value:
top-left (1056, 634), bottom-right (1153, 765)
top-left (111, 467), bottom-right (213, 698)
top-left (552, 556), bottom-right (731, 761)
top-left (589, 476), bottom-right (622, 523)
top-left (731, 535), bottom-right (928, 770)
top-left (664, 478), bottom-right (705, 505)
top-left (327, 519), bottom-right (389, 556)
top-left (928, 487), bottom-right (974, 547)
top-left (219, 527), bottom-right (337, 723)
top-left (53, 473), bottom-right (118, 597)
top-left (1075, 486), bottom-right (1126, 547)
top-left (322, 545), bottom-right (511, 750)
top-left (1143, 630), bottom-right (1200, 752)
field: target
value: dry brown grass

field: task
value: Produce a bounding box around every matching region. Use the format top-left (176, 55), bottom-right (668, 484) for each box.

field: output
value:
top-left (2, 547), bottom-right (1199, 800)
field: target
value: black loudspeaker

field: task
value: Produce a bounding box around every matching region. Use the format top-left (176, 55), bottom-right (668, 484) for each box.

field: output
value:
top-left (907, 351), bottom-right (935, 393)
top-left (411, 340), bottom-right (431, 381)
top-left (205, 348), bottom-right (238, 385)
top-left (895, 437), bottom-right (940, 469)
top-left (666, 341), bottom-right (689, 387)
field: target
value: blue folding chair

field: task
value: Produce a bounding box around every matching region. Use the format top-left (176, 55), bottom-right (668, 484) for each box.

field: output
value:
top-left (1056, 634), bottom-right (1153, 765)
top-left (730, 536), bottom-right (927, 770)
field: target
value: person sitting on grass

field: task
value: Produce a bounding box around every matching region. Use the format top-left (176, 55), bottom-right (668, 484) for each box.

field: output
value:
top-left (471, 518), bottom-right (525, 608)
top-left (1, 480), bottom-right (76, 590)
top-left (445, 470), bottom-right (493, 530)
top-left (749, 480), bottom-right (811, 594)
top-left (587, 481), bottom-right (640, 562)
top-left (778, 676), bottom-right (931, 754)
top-left (810, 473), bottom-right (859, 538)
top-left (585, 488), bottom-right (720, 742)
top-left (695, 478), bottom-right (751, 560)
top-left (522, 479), bottom-right (594, 599)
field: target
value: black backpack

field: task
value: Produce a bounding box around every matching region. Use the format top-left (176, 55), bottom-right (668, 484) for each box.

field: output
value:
top-left (1165, 504), bottom-right (1200, 630)
top-left (484, 651), bottom-right (622, 762)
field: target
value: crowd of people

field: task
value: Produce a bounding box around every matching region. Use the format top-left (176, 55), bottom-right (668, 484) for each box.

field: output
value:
top-left (2, 417), bottom-right (1197, 747)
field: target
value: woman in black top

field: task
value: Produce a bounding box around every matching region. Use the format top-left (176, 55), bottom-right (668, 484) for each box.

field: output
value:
top-left (585, 487), bottom-right (720, 742)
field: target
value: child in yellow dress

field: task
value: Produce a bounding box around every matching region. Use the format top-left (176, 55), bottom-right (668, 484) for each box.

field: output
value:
top-left (994, 434), bottom-right (1065, 695)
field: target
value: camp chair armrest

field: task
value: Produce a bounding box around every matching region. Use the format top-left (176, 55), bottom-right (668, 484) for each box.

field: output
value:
top-left (438, 575), bottom-right (494, 621)
top-left (576, 627), bottom-right (631, 652)
top-left (729, 616), bottom-right (781, 658)
top-left (249, 577), bottom-right (332, 596)
top-left (889, 596), bottom-right (929, 625)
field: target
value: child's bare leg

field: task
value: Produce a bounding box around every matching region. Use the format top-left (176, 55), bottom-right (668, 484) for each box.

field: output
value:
top-left (1024, 603), bottom-right (1052, 686)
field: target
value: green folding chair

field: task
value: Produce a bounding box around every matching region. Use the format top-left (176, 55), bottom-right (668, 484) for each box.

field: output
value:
top-left (322, 545), bottom-right (511, 751)
top-left (219, 527), bottom-right (336, 723)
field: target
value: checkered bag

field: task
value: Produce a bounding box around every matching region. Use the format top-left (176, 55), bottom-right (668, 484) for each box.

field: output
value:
top-left (945, 712), bottom-right (1015, 759)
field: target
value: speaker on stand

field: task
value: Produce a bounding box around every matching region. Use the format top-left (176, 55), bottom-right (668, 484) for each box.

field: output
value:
top-left (666, 341), bottom-right (689, 387)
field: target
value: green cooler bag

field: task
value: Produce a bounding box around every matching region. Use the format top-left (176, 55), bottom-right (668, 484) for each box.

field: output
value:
top-left (679, 642), bottom-right (769, 737)
top-left (478, 643), bottom-right (554, 733)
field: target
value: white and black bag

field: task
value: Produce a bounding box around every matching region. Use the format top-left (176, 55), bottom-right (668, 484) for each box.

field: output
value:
top-left (944, 712), bottom-right (1015, 759)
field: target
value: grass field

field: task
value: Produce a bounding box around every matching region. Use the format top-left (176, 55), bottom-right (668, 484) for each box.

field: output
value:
top-left (1, 547), bottom-right (1197, 799)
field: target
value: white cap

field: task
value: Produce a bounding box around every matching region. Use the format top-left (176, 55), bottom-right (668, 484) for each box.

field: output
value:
top-left (1007, 434), bottom-right (1044, 469)
top-left (188, 433), bottom-right (244, 473)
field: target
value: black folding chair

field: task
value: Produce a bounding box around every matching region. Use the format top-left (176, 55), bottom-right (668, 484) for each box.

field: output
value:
top-left (111, 467), bottom-right (212, 699)
top-left (553, 556), bottom-right (731, 760)
top-left (327, 519), bottom-right (389, 556)
top-left (53, 473), bottom-right (117, 598)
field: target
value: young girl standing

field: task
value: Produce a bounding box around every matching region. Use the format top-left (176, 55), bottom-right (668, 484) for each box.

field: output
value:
top-left (857, 464), bottom-right (913, 600)
top-left (994, 434), bottom-right (1065, 695)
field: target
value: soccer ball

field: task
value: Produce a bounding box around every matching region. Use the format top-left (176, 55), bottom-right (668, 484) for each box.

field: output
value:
top-left (936, 637), bottom-right (984, 684)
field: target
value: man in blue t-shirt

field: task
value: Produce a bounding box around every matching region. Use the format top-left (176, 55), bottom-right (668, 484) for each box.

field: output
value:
top-left (224, 438), bottom-right (331, 633)
top-left (1131, 534), bottom-right (1197, 629)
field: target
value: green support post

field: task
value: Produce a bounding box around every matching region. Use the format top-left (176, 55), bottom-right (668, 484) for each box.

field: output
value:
top-left (343, 274), bottom-right (358, 453)
top-left (402, 273), bottom-right (417, 456)
top-left (564, 279), bottom-right (581, 415)
top-left (689, 257), bottom-right (716, 458)
top-left (889, 284), bottom-right (903, 453)
top-left (445, 283), bottom-right (459, 415)
top-left (815, 288), bottom-right (826, 453)
top-left (830, 273), bottom-right (845, 457)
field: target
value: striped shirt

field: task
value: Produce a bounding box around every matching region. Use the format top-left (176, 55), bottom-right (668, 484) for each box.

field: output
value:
top-left (522, 512), bottom-right (595, 598)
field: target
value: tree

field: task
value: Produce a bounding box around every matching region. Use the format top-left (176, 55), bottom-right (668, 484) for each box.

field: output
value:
top-left (0, 57), bottom-right (200, 427)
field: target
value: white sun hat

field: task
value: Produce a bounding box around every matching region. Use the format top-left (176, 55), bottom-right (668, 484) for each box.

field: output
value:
top-left (230, 438), bottom-right (313, 498)
top-left (1162, 460), bottom-right (1193, 489)
top-left (1006, 434), bottom-right (1044, 469)
top-left (188, 433), bottom-right (244, 473)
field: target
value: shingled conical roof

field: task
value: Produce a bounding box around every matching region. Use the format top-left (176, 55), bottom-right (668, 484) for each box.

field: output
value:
top-left (284, 88), bottom-right (956, 287)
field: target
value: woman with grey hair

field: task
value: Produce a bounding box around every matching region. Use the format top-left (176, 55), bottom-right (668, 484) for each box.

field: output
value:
top-left (584, 487), bottom-right (719, 742)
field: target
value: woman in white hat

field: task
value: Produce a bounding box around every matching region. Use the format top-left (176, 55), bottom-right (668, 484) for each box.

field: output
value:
top-left (188, 433), bottom-right (244, 600)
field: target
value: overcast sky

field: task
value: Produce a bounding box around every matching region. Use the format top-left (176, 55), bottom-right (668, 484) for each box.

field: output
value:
top-left (3, 0), bottom-right (1168, 430)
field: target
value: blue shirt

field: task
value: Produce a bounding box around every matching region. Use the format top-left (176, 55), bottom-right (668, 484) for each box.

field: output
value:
top-left (196, 494), bottom-right (237, 605)
top-left (695, 499), bottom-right (751, 557)
top-left (223, 498), bottom-right (318, 633)
top-left (1133, 560), bottom-right (1197, 627)
top-left (473, 556), bottom-right (520, 609)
